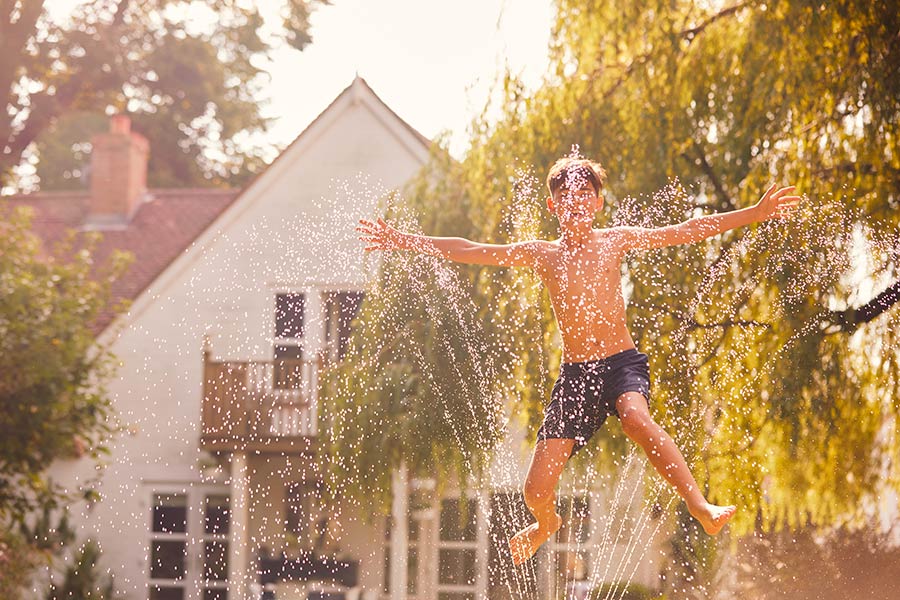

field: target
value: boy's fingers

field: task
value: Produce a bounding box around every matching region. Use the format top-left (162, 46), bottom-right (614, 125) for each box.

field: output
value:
top-left (775, 205), bottom-right (798, 218)
top-left (773, 186), bottom-right (797, 200)
top-left (763, 182), bottom-right (777, 199)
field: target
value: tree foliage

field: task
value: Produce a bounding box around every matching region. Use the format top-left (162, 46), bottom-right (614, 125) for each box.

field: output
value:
top-left (45, 539), bottom-right (116, 600)
top-left (0, 206), bottom-right (129, 522)
top-left (326, 0), bottom-right (900, 553)
top-left (1, 0), bottom-right (328, 189)
top-left (321, 161), bottom-right (511, 510)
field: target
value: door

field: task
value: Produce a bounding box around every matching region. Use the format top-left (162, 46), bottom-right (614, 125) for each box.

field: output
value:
top-left (146, 486), bottom-right (231, 600)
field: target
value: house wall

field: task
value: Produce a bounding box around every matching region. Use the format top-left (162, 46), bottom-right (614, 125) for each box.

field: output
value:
top-left (48, 83), bottom-right (429, 600)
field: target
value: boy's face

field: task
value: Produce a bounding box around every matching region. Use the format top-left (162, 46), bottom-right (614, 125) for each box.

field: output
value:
top-left (548, 181), bottom-right (603, 227)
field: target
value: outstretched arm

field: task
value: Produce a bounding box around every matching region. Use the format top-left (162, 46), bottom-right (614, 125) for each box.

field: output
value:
top-left (618, 184), bottom-right (801, 250)
top-left (357, 218), bottom-right (535, 267)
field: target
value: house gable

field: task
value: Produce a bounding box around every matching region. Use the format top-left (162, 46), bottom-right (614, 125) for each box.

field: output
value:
top-left (97, 76), bottom-right (431, 347)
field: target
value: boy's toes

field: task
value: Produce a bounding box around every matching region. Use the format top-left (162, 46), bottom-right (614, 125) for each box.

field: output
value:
top-left (509, 526), bottom-right (539, 565)
top-left (706, 505), bottom-right (737, 536)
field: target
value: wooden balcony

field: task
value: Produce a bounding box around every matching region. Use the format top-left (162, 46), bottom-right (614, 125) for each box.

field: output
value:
top-left (201, 352), bottom-right (322, 453)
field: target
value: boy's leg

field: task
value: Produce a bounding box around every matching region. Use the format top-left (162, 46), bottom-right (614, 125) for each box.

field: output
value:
top-left (509, 438), bottom-right (576, 565)
top-left (616, 391), bottom-right (736, 535)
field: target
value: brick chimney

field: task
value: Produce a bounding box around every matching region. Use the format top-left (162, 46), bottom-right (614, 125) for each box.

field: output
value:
top-left (87, 114), bottom-right (149, 227)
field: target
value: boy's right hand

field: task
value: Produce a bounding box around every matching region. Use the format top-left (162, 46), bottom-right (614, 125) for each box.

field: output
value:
top-left (357, 218), bottom-right (408, 252)
top-left (753, 184), bottom-right (802, 221)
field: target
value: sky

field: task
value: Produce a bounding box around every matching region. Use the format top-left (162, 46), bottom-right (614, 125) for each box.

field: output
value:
top-left (44, 0), bottom-right (555, 158)
top-left (258, 0), bottom-right (553, 156)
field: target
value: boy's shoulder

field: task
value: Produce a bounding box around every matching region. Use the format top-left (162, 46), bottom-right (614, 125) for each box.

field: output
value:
top-left (594, 225), bottom-right (641, 253)
top-left (513, 239), bottom-right (559, 267)
top-left (517, 239), bottom-right (557, 252)
top-left (592, 226), bottom-right (633, 248)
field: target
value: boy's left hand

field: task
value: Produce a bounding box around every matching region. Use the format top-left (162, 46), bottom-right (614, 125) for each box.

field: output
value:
top-left (356, 218), bottom-right (407, 252)
top-left (755, 184), bottom-right (802, 221)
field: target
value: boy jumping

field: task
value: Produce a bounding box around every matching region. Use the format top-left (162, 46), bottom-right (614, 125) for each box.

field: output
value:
top-left (357, 156), bottom-right (800, 565)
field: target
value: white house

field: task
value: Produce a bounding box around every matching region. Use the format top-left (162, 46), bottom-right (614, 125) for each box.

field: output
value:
top-left (12, 77), bottom-right (664, 600)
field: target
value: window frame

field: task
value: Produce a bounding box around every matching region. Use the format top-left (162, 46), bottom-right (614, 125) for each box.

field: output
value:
top-left (145, 484), bottom-right (231, 600)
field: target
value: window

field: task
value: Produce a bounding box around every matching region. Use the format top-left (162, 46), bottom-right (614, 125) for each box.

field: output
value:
top-left (149, 494), bottom-right (187, 600)
top-left (148, 490), bottom-right (229, 600)
top-left (382, 514), bottom-right (420, 598)
top-left (153, 493), bottom-right (187, 534)
top-left (324, 291), bottom-right (363, 362)
top-left (150, 541), bottom-right (186, 580)
top-left (557, 495), bottom-right (590, 544)
top-left (275, 293), bottom-right (305, 338)
top-left (274, 293), bottom-right (305, 389)
top-left (202, 495), bottom-right (230, 599)
top-left (437, 498), bottom-right (478, 600)
top-left (551, 495), bottom-right (591, 595)
top-left (205, 494), bottom-right (230, 536)
top-left (149, 588), bottom-right (185, 600)
top-left (488, 492), bottom-right (529, 600)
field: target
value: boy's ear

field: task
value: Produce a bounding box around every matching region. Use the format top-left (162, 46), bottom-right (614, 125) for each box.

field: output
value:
top-left (547, 196), bottom-right (556, 213)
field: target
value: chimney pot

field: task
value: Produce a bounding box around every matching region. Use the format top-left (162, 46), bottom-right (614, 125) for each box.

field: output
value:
top-left (110, 114), bottom-right (131, 134)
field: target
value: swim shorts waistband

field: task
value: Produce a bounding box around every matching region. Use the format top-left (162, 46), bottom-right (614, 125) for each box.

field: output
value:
top-left (560, 348), bottom-right (643, 375)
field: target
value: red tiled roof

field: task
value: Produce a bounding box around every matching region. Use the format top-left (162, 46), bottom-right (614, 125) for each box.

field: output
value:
top-left (2, 188), bottom-right (239, 333)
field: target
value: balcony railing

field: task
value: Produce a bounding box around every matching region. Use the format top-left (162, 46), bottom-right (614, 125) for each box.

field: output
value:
top-left (201, 352), bottom-right (322, 453)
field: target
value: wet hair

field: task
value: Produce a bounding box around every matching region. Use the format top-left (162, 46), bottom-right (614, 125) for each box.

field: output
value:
top-left (546, 157), bottom-right (607, 198)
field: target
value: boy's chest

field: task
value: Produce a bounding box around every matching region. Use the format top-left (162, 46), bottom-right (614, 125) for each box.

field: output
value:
top-left (537, 246), bottom-right (622, 295)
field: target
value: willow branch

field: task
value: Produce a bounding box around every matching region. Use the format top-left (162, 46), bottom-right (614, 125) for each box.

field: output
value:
top-left (688, 319), bottom-right (772, 331)
top-left (680, 2), bottom-right (750, 40)
top-left (691, 143), bottom-right (735, 210)
top-left (825, 277), bottom-right (900, 333)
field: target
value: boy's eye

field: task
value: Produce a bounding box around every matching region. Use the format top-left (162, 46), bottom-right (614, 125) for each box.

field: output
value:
top-left (564, 191), bottom-right (593, 201)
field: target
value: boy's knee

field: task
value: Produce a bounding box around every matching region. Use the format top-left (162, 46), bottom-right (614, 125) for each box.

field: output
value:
top-left (523, 480), bottom-right (554, 509)
top-left (620, 410), bottom-right (652, 441)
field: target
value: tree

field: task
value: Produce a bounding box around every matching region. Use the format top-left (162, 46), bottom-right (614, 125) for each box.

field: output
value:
top-left (326, 0), bottom-right (899, 594)
top-left (0, 205), bottom-right (130, 522)
top-left (0, 504), bottom-right (74, 599)
top-left (321, 159), bottom-right (511, 509)
top-left (45, 540), bottom-right (116, 600)
top-left (0, 529), bottom-right (44, 600)
top-left (537, 0), bottom-right (900, 534)
top-left (1, 0), bottom-right (329, 189)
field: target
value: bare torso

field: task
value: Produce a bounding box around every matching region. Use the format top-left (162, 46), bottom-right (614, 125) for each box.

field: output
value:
top-left (531, 228), bottom-right (635, 362)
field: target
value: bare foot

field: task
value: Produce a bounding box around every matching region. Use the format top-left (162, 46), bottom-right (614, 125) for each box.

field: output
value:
top-left (690, 502), bottom-right (737, 535)
top-left (509, 514), bottom-right (563, 565)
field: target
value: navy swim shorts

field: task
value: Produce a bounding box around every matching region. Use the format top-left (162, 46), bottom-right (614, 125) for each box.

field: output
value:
top-left (536, 348), bottom-right (651, 454)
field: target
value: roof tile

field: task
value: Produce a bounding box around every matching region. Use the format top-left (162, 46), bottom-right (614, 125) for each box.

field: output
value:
top-left (3, 189), bottom-right (239, 332)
